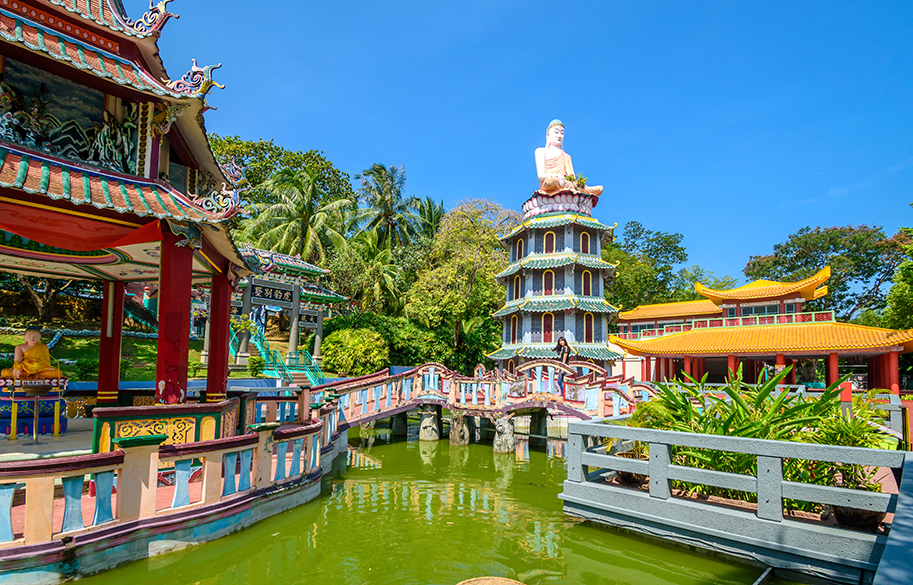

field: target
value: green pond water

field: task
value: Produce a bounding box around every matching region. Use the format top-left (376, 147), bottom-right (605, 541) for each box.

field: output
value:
top-left (81, 429), bottom-right (800, 585)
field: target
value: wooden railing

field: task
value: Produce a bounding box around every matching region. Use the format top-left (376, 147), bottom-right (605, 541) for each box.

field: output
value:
top-left (616, 310), bottom-right (836, 340)
top-left (0, 419), bottom-right (326, 549)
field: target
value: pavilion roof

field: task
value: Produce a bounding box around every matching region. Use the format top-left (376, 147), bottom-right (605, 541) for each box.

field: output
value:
top-left (609, 322), bottom-right (913, 357)
top-left (492, 295), bottom-right (618, 318)
top-left (0, 7), bottom-right (187, 99)
top-left (0, 142), bottom-right (221, 223)
top-left (239, 245), bottom-right (328, 278)
top-left (300, 283), bottom-right (345, 304)
top-left (696, 267), bottom-right (831, 304)
top-left (496, 252), bottom-right (616, 279)
top-left (45, 0), bottom-right (167, 39)
top-left (488, 344), bottom-right (623, 361)
top-left (618, 299), bottom-right (721, 322)
top-left (499, 212), bottom-right (615, 242)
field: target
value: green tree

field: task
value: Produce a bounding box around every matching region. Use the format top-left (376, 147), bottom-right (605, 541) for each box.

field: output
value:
top-left (603, 221), bottom-right (689, 310)
top-left (883, 225), bottom-right (913, 330)
top-left (744, 225), bottom-right (910, 321)
top-left (352, 164), bottom-right (419, 250)
top-left (209, 134), bottom-right (354, 206)
top-left (239, 168), bottom-right (350, 263)
top-left (415, 196), bottom-right (445, 240)
top-left (667, 265), bottom-right (738, 302)
top-left (322, 329), bottom-right (389, 376)
top-left (406, 200), bottom-right (519, 361)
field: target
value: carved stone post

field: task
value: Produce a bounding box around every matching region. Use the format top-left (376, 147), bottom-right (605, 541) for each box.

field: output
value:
top-left (114, 434), bottom-right (167, 522)
top-left (236, 282), bottom-right (252, 365)
top-left (249, 422), bottom-right (280, 490)
top-left (313, 309), bottom-right (325, 367)
top-left (391, 412), bottom-right (408, 437)
top-left (419, 405), bottom-right (442, 441)
top-left (492, 414), bottom-right (516, 453)
top-left (450, 411), bottom-right (470, 446)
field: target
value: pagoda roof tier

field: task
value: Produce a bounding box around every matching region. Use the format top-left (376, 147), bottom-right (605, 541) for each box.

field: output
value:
top-left (696, 267), bottom-right (830, 304)
top-left (239, 245), bottom-right (328, 278)
top-left (496, 252), bottom-right (616, 279)
top-left (492, 295), bottom-right (618, 318)
top-left (488, 344), bottom-right (622, 361)
top-left (0, 7), bottom-right (189, 99)
top-left (499, 212), bottom-right (615, 243)
top-left (618, 299), bottom-right (721, 322)
top-left (0, 142), bottom-right (221, 223)
top-left (610, 322), bottom-right (913, 357)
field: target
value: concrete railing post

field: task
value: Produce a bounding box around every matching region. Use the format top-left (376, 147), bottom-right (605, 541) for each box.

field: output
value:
top-left (114, 434), bottom-right (167, 522)
top-left (248, 423), bottom-right (280, 490)
top-left (648, 442), bottom-right (671, 500)
top-left (757, 455), bottom-right (783, 522)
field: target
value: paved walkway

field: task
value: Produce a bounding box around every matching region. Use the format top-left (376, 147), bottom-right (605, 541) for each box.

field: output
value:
top-left (0, 418), bottom-right (94, 461)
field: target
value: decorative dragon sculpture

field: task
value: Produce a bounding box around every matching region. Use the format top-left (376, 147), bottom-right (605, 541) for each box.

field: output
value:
top-left (191, 157), bottom-right (250, 221)
top-left (108, 0), bottom-right (178, 36)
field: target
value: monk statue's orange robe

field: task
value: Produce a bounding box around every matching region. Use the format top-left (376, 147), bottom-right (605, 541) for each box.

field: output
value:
top-left (1, 343), bottom-right (63, 379)
top-left (538, 152), bottom-right (603, 196)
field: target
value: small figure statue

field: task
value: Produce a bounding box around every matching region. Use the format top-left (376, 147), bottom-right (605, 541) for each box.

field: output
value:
top-left (534, 120), bottom-right (603, 196)
top-left (1, 326), bottom-right (64, 379)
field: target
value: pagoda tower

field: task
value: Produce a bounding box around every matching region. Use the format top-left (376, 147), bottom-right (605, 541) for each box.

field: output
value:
top-left (489, 120), bottom-right (621, 373)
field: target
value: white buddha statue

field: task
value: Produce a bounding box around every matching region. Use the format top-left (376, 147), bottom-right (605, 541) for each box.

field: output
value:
top-left (534, 120), bottom-right (603, 197)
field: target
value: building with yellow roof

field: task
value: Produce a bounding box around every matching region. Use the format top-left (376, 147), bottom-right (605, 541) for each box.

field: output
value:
top-left (610, 267), bottom-right (909, 394)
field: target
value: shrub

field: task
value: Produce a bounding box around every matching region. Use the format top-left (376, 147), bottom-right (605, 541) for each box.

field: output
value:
top-left (75, 359), bottom-right (100, 381)
top-left (322, 328), bottom-right (388, 376)
top-left (246, 356), bottom-right (266, 378)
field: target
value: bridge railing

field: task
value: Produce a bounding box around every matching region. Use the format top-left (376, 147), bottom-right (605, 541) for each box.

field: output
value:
top-left (562, 416), bottom-right (906, 581)
top-left (0, 420), bottom-right (327, 550)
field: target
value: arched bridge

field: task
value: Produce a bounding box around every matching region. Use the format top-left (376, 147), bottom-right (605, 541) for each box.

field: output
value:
top-left (312, 360), bottom-right (655, 448)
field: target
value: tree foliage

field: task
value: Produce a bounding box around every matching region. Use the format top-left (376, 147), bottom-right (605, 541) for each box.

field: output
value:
top-left (744, 225), bottom-right (910, 320)
top-left (209, 134), bottom-right (354, 206)
top-left (238, 168), bottom-right (351, 263)
top-left (321, 328), bottom-right (389, 376)
top-left (603, 221), bottom-right (689, 310)
top-left (666, 266), bottom-right (739, 302)
top-left (406, 200), bottom-right (519, 360)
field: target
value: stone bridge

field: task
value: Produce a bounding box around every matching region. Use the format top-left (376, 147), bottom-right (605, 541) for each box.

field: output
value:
top-left (312, 360), bottom-right (655, 452)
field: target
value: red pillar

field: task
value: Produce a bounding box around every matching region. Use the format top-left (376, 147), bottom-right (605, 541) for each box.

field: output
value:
top-left (645, 357), bottom-right (652, 382)
top-left (641, 357), bottom-right (647, 381)
top-left (866, 357), bottom-right (876, 390)
top-left (155, 227), bottom-right (194, 404)
top-left (826, 352), bottom-right (839, 387)
top-left (787, 359), bottom-right (796, 385)
top-left (889, 351), bottom-right (900, 395)
top-left (699, 357), bottom-right (706, 381)
top-left (684, 355), bottom-right (692, 379)
top-left (205, 268), bottom-right (232, 403)
top-left (97, 281), bottom-right (125, 404)
top-left (727, 354), bottom-right (736, 382)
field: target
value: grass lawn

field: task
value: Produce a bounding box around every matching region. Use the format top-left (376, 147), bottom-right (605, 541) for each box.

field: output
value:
top-left (1, 332), bottom-right (251, 382)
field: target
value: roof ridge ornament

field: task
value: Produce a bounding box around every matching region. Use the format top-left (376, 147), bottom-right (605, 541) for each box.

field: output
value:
top-left (163, 60), bottom-right (224, 103)
top-left (192, 157), bottom-right (250, 221)
top-left (109, 0), bottom-right (178, 36)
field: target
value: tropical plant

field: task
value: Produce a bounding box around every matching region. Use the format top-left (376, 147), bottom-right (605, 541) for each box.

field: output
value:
top-left (322, 328), bottom-right (389, 376)
top-left (352, 163), bottom-right (419, 250)
top-left (246, 356), bottom-right (266, 378)
top-left (239, 168), bottom-right (351, 263)
top-left (414, 196), bottom-right (445, 240)
top-left (352, 229), bottom-right (402, 313)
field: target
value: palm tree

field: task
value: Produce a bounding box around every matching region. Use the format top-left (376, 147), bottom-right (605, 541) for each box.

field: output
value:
top-left (415, 196), bottom-right (445, 240)
top-left (353, 228), bottom-right (402, 313)
top-left (239, 168), bottom-right (350, 263)
top-left (352, 163), bottom-right (419, 249)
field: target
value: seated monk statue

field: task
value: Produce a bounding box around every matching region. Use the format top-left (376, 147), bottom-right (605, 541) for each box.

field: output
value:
top-left (534, 119), bottom-right (603, 196)
top-left (1, 326), bottom-right (64, 380)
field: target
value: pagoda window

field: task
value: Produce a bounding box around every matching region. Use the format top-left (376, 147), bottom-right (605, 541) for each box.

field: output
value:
top-left (513, 275), bottom-right (522, 300)
top-left (544, 231), bottom-right (556, 254)
top-left (543, 270), bottom-right (554, 296)
top-left (580, 232), bottom-right (591, 254)
top-left (584, 313), bottom-right (594, 343)
top-left (506, 359), bottom-right (516, 374)
top-left (582, 271), bottom-right (592, 296)
top-left (510, 315), bottom-right (518, 344)
top-left (543, 313), bottom-right (554, 343)
top-left (516, 238), bottom-right (524, 261)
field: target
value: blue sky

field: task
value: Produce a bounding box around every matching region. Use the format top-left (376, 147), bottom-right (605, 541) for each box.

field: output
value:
top-left (136, 1), bottom-right (913, 282)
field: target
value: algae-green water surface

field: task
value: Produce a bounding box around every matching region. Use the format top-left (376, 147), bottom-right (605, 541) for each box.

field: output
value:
top-left (81, 431), bottom-right (795, 585)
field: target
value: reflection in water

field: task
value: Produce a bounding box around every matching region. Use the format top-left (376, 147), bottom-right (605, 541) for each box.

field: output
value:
top-left (79, 430), bottom-right (775, 585)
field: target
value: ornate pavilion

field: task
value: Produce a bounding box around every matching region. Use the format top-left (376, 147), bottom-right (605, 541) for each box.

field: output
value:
top-left (611, 267), bottom-right (913, 393)
top-left (0, 0), bottom-right (251, 404)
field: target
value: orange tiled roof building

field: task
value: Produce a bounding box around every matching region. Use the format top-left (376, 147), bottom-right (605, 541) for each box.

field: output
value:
top-left (610, 267), bottom-right (911, 394)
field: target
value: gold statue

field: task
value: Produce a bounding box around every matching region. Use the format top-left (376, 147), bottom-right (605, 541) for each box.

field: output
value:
top-left (1, 326), bottom-right (64, 379)
top-left (534, 120), bottom-right (603, 196)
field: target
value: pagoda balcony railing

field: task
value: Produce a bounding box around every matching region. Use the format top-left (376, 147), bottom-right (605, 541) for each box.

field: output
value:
top-left (616, 310), bottom-right (835, 341)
